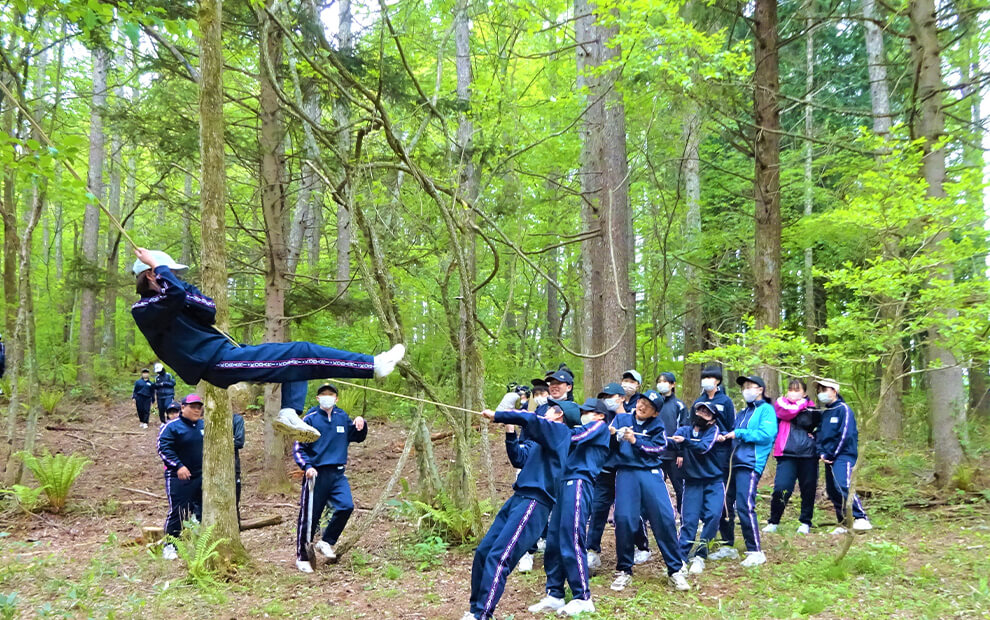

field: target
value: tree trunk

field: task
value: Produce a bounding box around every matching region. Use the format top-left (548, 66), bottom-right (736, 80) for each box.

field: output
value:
top-left (682, 111), bottom-right (703, 392)
top-left (334, 0), bottom-right (353, 294)
top-left (78, 46), bottom-right (109, 387)
top-left (802, 7), bottom-right (816, 373)
top-left (910, 0), bottom-right (966, 486)
top-left (102, 107), bottom-right (123, 358)
top-left (182, 172), bottom-right (193, 265)
top-left (1, 69), bottom-right (20, 341)
top-left (863, 0), bottom-right (892, 137)
top-left (198, 0), bottom-right (245, 565)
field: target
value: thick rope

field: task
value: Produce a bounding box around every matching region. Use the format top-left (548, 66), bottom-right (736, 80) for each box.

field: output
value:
top-left (332, 378), bottom-right (483, 415)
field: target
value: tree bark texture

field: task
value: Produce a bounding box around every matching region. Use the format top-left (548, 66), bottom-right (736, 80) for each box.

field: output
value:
top-left (682, 111), bottom-right (703, 392)
top-left (334, 0), bottom-right (354, 293)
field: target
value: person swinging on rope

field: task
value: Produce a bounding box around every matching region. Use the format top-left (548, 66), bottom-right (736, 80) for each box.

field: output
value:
top-left (130, 248), bottom-right (405, 442)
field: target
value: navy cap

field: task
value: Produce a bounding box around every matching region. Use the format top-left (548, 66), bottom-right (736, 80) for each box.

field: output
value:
top-left (530, 378), bottom-right (549, 389)
top-left (736, 375), bottom-right (766, 390)
top-left (701, 365), bottom-right (723, 381)
top-left (548, 399), bottom-right (582, 427)
top-left (658, 371), bottom-right (676, 383)
top-left (141, 368), bottom-right (150, 373)
top-left (694, 402), bottom-right (715, 414)
top-left (640, 390), bottom-right (664, 412)
top-left (578, 397), bottom-right (607, 415)
top-left (166, 400), bottom-right (181, 412)
top-left (545, 370), bottom-right (574, 385)
top-left (597, 382), bottom-right (625, 398)
top-left (316, 383), bottom-right (338, 395)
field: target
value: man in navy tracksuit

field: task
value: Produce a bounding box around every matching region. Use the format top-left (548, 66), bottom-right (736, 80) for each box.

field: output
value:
top-left (528, 398), bottom-right (610, 617)
top-left (710, 375), bottom-right (777, 567)
top-left (132, 368), bottom-right (156, 428)
top-left (157, 393), bottom-right (205, 560)
top-left (292, 383), bottom-right (366, 573)
top-left (670, 402), bottom-right (723, 575)
top-left (130, 248), bottom-right (403, 443)
top-left (655, 371), bottom-right (688, 512)
top-left (465, 399), bottom-right (578, 620)
top-left (692, 365), bottom-right (736, 544)
top-left (609, 391), bottom-right (691, 593)
top-left (816, 379), bottom-right (872, 533)
top-left (153, 363), bottom-right (176, 424)
top-left (233, 411), bottom-right (245, 521)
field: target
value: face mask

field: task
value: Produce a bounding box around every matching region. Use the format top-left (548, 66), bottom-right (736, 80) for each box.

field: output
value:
top-left (742, 388), bottom-right (760, 403)
top-left (534, 395), bottom-right (548, 407)
top-left (701, 378), bottom-right (716, 391)
top-left (318, 395), bottom-right (337, 409)
top-left (605, 397), bottom-right (621, 412)
top-left (656, 382), bottom-right (671, 395)
top-left (817, 392), bottom-right (834, 405)
top-left (692, 414), bottom-right (713, 428)
top-left (786, 391), bottom-right (802, 402)
top-left (580, 413), bottom-right (596, 426)
top-left (621, 382), bottom-right (637, 395)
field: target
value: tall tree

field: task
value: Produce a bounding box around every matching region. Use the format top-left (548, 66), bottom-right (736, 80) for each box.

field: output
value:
top-left (334, 0), bottom-right (353, 293)
top-left (681, 110), bottom-right (704, 392)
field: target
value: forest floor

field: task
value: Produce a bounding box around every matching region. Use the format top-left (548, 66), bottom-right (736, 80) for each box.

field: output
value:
top-left (1, 400), bottom-right (989, 619)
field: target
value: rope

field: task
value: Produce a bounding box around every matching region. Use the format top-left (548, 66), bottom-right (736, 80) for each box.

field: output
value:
top-left (332, 378), bottom-right (483, 415)
top-left (0, 78), bottom-right (138, 250)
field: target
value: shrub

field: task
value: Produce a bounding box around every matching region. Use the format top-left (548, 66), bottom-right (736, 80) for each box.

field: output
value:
top-left (39, 390), bottom-right (64, 416)
top-left (0, 592), bottom-right (17, 620)
top-left (0, 485), bottom-right (46, 514)
top-left (170, 521), bottom-right (228, 588)
top-left (14, 450), bottom-right (91, 513)
top-left (403, 535), bottom-right (449, 571)
top-left (397, 493), bottom-right (489, 545)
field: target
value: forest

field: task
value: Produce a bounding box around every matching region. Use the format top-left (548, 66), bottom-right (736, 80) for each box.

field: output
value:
top-left (0, 0), bottom-right (989, 617)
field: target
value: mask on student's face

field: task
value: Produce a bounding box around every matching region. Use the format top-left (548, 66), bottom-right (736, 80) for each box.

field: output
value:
top-left (605, 397), bottom-right (622, 412)
top-left (318, 395), bottom-right (337, 409)
top-left (656, 382), bottom-right (672, 395)
top-left (701, 378), bottom-right (717, 391)
top-left (692, 414), bottom-right (713, 428)
top-left (742, 388), bottom-right (761, 403)
top-left (786, 391), bottom-right (802, 402)
top-left (580, 413), bottom-right (596, 426)
top-left (534, 395), bottom-right (548, 407)
top-left (621, 381), bottom-right (637, 395)
top-left (817, 392), bottom-right (834, 405)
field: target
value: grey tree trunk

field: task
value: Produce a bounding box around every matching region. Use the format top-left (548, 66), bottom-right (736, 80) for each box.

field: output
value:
top-left (863, 0), bottom-right (892, 137)
top-left (802, 8), bottom-right (816, 369)
top-left (182, 172), bottom-right (193, 265)
top-left (334, 0), bottom-right (353, 293)
top-left (102, 95), bottom-right (123, 357)
top-left (682, 111), bottom-right (703, 392)
top-left (910, 0), bottom-right (966, 486)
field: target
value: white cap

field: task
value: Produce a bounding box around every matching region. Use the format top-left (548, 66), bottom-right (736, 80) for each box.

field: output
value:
top-left (132, 250), bottom-right (188, 276)
top-left (817, 378), bottom-right (841, 392)
top-left (154, 363), bottom-right (164, 373)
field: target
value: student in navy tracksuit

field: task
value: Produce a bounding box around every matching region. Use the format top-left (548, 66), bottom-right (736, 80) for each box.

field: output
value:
top-left (130, 248), bottom-right (403, 441)
top-left (670, 402), bottom-right (723, 575)
top-left (233, 411), bottom-right (245, 521)
top-left (655, 371), bottom-right (688, 512)
top-left (465, 400), bottom-right (578, 620)
top-left (710, 375), bottom-right (777, 567)
top-left (157, 393), bottom-right (205, 559)
top-left (132, 369), bottom-right (156, 428)
top-left (608, 391), bottom-right (690, 593)
top-left (154, 364), bottom-right (176, 424)
top-left (692, 365), bottom-right (736, 544)
top-left (292, 383), bottom-right (367, 572)
top-left (528, 398), bottom-right (610, 617)
top-left (816, 379), bottom-right (872, 533)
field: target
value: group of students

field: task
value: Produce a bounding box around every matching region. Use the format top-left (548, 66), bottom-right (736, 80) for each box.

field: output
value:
top-left (463, 365), bottom-right (872, 620)
top-left (131, 364), bottom-right (178, 428)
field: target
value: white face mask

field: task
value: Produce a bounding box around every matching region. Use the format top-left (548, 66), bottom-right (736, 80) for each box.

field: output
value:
top-left (786, 391), bottom-right (802, 402)
top-left (701, 378), bottom-right (717, 391)
top-left (534, 395), bottom-right (548, 407)
top-left (817, 392), bottom-right (834, 405)
top-left (605, 397), bottom-right (622, 412)
top-left (621, 381), bottom-right (637, 395)
top-left (318, 395), bottom-right (337, 409)
top-left (580, 413), bottom-right (596, 426)
top-left (742, 388), bottom-right (761, 403)
top-left (656, 382), bottom-right (671, 395)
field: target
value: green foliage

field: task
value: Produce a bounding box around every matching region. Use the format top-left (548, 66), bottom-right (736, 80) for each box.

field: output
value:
top-left (395, 493), bottom-right (490, 545)
top-left (402, 536), bottom-right (449, 571)
top-left (14, 451), bottom-right (91, 513)
top-left (382, 564), bottom-right (403, 580)
top-left (170, 521), bottom-right (228, 588)
top-left (38, 390), bottom-right (64, 416)
top-left (0, 592), bottom-right (18, 620)
top-left (0, 485), bottom-right (46, 514)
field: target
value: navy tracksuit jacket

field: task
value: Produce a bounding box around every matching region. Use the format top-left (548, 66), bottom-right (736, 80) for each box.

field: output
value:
top-left (657, 393), bottom-right (688, 510)
top-left (132, 377), bottom-right (155, 424)
top-left (692, 388), bottom-right (736, 541)
top-left (817, 396), bottom-right (868, 523)
top-left (154, 371), bottom-right (176, 423)
top-left (672, 423), bottom-right (723, 559)
top-left (293, 406), bottom-right (367, 558)
top-left (608, 412), bottom-right (684, 575)
top-left (157, 414), bottom-right (204, 537)
top-left (469, 410), bottom-right (570, 620)
top-left (132, 265), bottom-right (374, 413)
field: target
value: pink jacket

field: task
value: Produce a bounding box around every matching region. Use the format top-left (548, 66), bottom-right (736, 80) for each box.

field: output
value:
top-left (772, 396), bottom-right (815, 458)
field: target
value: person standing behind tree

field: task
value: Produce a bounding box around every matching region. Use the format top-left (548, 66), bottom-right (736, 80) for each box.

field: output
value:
top-left (132, 368), bottom-right (156, 429)
top-left (153, 363), bottom-right (176, 424)
top-left (233, 410), bottom-right (245, 522)
top-left (157, 393), bottom-right (205, 560)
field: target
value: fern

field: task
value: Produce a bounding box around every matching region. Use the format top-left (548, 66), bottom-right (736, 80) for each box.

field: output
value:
top-left (404, 493), bottom-right (488, 544)
top-left (14, 450), bottom-right (91, 513)
top-left (0, 485), bottom-right (46, 514)
top-left (170, 521), bottom-right (229, 587)
top-left (39, 389), bottom-right (64, 415)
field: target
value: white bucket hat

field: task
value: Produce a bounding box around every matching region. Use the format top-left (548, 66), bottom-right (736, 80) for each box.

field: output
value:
top-left (132, 250), bottom-right (188, 276)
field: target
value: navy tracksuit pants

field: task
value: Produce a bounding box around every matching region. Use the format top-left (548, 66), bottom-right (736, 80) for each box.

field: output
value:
top-left (202, 342), bottom-right (374, 413)
top-left (586, 468), bottom-right (649, 554)
top-left (545, 479), bottom-right (593, 601)
top-left (661, 458), bottom-right (685, 513)
top-left (678, 477), bottom-right (724, 560)
top-left (135, 397), bottom-right (152, 424)
top-left (725, 466), bottom-right (762, 552)
top-left (164, 472), bottom-right (202, 538)
top-left (156, 392), bottom-right (174, 424)
top-left (769, 456), bottom-right (819, 526)
top-left (715, 445), bottom-right (735, 543)
top-left (295, 466), bottom-right (354, 561)
top-left (470, 495), bottom-right (550, 620)
top-left (825, 456), bottom-right (868, 523)
top-left (614, 468), bottom-right (683, 575)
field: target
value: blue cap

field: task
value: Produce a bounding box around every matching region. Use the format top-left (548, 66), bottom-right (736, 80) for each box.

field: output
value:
top-left (548, 399), bottom-right (582, 427)
top-left (545, 370), bottom-right (574, 385)
top-left (622, 370), bottom-right (642, 384)
top-left (641, 390), bottom-right (664, 412)
top-left (597, 382), bottom-right (624, 398)
top-left (166, 400), bottom-right (181, 412)
top-left (578, 397), bottom-right (608, 415)
top-left (658, 371), bottom-right (676, 383)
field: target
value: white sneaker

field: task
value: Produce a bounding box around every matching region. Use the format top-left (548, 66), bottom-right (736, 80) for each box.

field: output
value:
top-left (797, 523), bottom-right (811, 535)
top-left (162, 543), bottom-right (178, 561)
top-left (831, 526), bottom-right (848, 535)
top-left (141, 422), bottom-right (148, 429)
top-left (762, 523), bottom-right (777, 533)
top-left (740, 551), bottom-right (767, 567)
top-left (460, 613), bottom-right (477, 620)
top-left (274, 408), bottom-right (321, 442)
top-left (296, 559), bottom-right (314, 573)
top-left (314, 540), bottom-right (336, 560)
top-left (373, 343), bottom-right (405, 378)
top-left (852, 518), bottom-right (873, 531)
top-left (517, 552), bottom-right (534, 573)
top-left (586, 550), bottom-right (601, 573)
top-left (708, 546), bottom-right (740, 560)
top-left (558, 598), bottom-right (595, 616)
top-left (528, 596), bottom-right (565, 613)
top-left (688, 556), bottom-right (705, 575)
top-left (633, 549), bottom-right (652, 565)
top-left (668, 571), bottom-right (691, 591)
top-left (536, 537), bottom-right (547, 553)
top-left (610, 571), bottom-right (632, 591)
